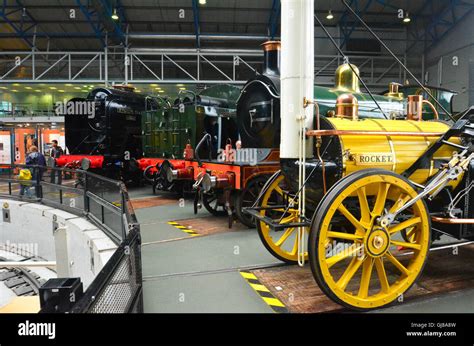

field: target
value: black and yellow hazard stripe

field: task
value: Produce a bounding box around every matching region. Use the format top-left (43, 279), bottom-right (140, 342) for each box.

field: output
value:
top-left (240, 270), bottom-right (288, 313)
top-left (167, 221), bottom-right (199, 237)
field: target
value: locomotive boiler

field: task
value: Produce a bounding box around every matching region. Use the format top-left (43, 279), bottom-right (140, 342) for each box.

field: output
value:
top-left (244, 0), bottom-right (473, 311)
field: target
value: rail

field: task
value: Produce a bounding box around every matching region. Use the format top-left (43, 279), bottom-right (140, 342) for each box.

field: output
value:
top-left (0, 163), bottom-right (143, 313)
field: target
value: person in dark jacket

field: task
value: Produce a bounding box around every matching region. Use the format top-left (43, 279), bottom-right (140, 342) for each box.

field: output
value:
top-left (50, 140), bottom-right (64, 159)
top-left (26, 145), bottom-right (46, 183)
top-left (50, 140), bottom-right (64, 184)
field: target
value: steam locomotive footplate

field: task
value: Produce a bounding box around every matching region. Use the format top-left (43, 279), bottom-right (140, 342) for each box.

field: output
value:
top-left (167, 216), bottom-right (249, 236)
top-left (249, 244), bottom-right (474, 313)
top-left (131, 196), bottom-right (179, 209)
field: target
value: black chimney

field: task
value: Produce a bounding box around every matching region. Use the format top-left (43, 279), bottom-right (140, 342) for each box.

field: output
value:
top-left (261, 41), bottom-right (281, 76)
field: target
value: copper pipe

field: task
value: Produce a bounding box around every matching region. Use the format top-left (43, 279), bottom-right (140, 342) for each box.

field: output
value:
top-left (422, 100), bottom-right (439, 120)
top-left (306, 130), bottom-right (446, 137)
top-left (432, 216), bottom-right (474, 224)
top-left (313, 102), bottom-right (327, 194)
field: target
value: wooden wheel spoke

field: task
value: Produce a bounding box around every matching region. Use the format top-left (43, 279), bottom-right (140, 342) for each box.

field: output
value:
top-left (279, 214), bottom-right (297, 224)
top-left (391, 240), bottom-right (421, 251)
top-left (327, 231), bottom-right (363, 242)
top-left (388, 217), bottom-right (421, 235)
top-left (385, 252), bottom-right (410, 277)
top-left (274, 228), bottom-right (295, 247)
top-left (326, 243), bottom-right (363, 269)
top-left (373, 182), bottom-right (390, 216)
top-left (336, 255), bottom-right (366, 291)
top-left (274, 185), bottom-right (285, 196)
top-left (358, 257), bottom-right (375, 298)
top-left (338, 204), bottom-right (365, 232)
top-left (374, 258), bottom-right (390, 293)
top-left (357, 187), bottom-right (371, 223)
top-left (389, 194), bottom-right (411, 214)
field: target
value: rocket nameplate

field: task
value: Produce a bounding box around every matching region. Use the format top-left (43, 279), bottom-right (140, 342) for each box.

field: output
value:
top-left (355, 153), bottom-right (394, 165)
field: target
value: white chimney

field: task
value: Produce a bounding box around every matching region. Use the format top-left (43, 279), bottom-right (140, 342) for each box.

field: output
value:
top-left (280, 0), bottom-right (314, 159)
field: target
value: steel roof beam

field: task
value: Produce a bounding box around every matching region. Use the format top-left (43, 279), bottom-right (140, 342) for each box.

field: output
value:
top-left (75, 0), bottom-right (106, 47)
top-left (0, 0), bottom-right (36, 48)
top-left (267, 0), bottom-right (281, 39)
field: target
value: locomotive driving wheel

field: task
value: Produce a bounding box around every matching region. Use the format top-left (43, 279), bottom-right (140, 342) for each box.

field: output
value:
top-left (309, 169), bottom-right (430, 310)
top-left (257, 173), bottom-right (308, 264)
top-left (235, 175), bottom-right (269, 228)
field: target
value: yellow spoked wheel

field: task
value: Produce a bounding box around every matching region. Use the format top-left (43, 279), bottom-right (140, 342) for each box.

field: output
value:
top-left (309, 169), bottom-right (430, 310)
top-left (257, 174), bottom-right (308, 264)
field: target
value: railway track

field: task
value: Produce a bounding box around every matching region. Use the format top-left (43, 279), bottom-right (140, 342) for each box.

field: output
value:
top-left (0, 257), bottom-right (45, 296)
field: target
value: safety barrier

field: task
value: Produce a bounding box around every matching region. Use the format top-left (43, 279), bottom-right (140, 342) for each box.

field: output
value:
top-left (0, 164), bottom-right (143, 313)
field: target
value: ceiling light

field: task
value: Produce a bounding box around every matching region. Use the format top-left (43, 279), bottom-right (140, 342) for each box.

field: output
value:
top-left (403, 12), bottom-right (411, 23)
top-left (199, 0), bottom-right (206, 4)
top-left (12, 89), bottom-right (18, 92)
top-left (49, 86), bottom-right (57, 90)
top-left (111, 8), bottom-right (119, 20)
top-left (158, 90), bottom-right (165, 93)
top-left (58, 90), bottom-right (65, 92)
top-left (25, 86), bottom-right (32, 89)
top-left (65, 83), bottom-right (73, 86)
top-left (179, 87), bottom-right (186, 90)
top-left (35, 90), bottom-right (41, 92)
top-left (326, 10), bottom-right (334, 20)
top-left (13, 83), bottom-right (20, 86)
top-left (74, 87), bottom-right (81, 90)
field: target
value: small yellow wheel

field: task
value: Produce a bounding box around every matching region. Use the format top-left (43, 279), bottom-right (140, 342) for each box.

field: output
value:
top-left (309, 169), bottom-right (430, 310)
top-left (257, 174), bottom-right (308, 264)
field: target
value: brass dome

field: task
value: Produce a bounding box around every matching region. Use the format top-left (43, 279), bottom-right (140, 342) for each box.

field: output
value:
top-left (334, 63), bottom-right (361, 94)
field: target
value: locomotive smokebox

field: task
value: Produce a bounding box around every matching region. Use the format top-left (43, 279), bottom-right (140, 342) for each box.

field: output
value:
top-left (261, 41), bottom-right (281, 76)
top-left (280, 0), bottom-right (314, 159)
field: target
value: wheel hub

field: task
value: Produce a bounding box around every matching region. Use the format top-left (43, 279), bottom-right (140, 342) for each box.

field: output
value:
top-left (365, 227), bottom-right (390, 257)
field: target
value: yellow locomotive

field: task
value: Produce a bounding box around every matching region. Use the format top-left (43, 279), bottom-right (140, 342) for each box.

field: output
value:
top-left (245, 0), bottom-right (474, 310)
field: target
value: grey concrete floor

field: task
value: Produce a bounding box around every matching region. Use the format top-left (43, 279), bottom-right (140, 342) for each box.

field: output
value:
top-left (128, 186), bottom-right (474, 314)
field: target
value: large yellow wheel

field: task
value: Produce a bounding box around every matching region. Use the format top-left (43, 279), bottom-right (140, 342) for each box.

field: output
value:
top-left (309, 169), bottom-right (430, 310)
top-left (257, 174), bottom-right (308, 264)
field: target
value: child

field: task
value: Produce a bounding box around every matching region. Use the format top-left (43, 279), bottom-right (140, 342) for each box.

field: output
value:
top-left (18, 168), bottom-right (33, 197)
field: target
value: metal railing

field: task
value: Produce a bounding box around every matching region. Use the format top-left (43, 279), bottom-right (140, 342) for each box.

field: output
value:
top-left (0, 164), bottom-right (143, 313)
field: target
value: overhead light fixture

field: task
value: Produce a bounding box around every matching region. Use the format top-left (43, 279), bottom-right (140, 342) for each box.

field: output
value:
top-left (326, 10), bottom-right (334, 20)
top-left (403, 12), bottom-right (411, 23)
top-left (199, 0), bottom-right (206, 5)
top-left (111, 8), bottom-right (119, 20)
